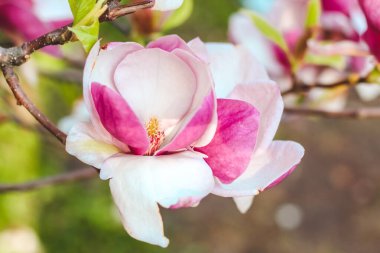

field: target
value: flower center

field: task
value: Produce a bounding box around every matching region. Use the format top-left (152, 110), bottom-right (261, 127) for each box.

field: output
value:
top-left (145, 117), bottom-right (165, 156)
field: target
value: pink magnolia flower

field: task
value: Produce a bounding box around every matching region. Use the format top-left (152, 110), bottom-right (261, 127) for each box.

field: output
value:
top-left (230, 0), bottom-right (379, 110)
top-left (66, 35), bottom-right (304, 246)
top-left (66, 35), bottom-right (217, 247)
top-left (0, 0), bottom-right (72, 54)
top-left (200, 42), bottom-right (305, 212)
top-left (359, 0), bottom-right (380, 61)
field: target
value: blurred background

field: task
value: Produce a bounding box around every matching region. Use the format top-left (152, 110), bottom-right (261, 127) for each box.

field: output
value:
top-left (1, 0), bottom-right (380, 252)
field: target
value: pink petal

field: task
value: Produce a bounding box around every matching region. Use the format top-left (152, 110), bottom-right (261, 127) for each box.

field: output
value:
top-left (147, 34), bottom-right (191, 52)
top-left (229, 83), bottom-right (284, 151)
top-left (157, 91), bottom-right (215, 154)
top-left (83, 41), bottom-right (144, 146)
top-left (188, 37), bottom-right (210, 63)
top-left (197, 99), bottom-right (260, 184)
top-left (91, 83), bottom-right (149, 155)
top-left (322, 0), bottom-right (359, 16)
top-left (213, 141), bottom-right (304, 197)
top-left (359, 0), bottom-right (380, 29)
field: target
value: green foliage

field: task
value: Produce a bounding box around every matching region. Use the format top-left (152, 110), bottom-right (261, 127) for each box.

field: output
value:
top-left (162, 0), bottom-right (194, 31)
top-left (242, 9), bottom-right (289, 54)
top-left (305, 0), bottom-right (321, 28)
top-left (68, 0), bottom-right (107, 52)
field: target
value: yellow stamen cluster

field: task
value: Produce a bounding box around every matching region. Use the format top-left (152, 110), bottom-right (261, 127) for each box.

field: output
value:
top-left (145, 117), bottom-right (165, 156)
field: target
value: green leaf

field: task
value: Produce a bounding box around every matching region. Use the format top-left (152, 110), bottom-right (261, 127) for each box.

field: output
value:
top-left (304, 53), bottom-right (345, 70)
top-left (162, 0), bottom-right (194, 31)
top-left (69, 0), bottom-right (96, 25)
top-left (242, 9), bottom-right (289, 54)
top-left (305, 0), bottom-right (321, 28)
top-left (69, 21), bottom-right (99, 52)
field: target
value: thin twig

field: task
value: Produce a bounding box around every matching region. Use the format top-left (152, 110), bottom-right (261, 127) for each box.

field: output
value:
top-left (0, 0), bottom-right (154, 67)
top-left (1, 66), bottom-right (67, 144)
top-left (0, 0), bottom-right (153, 145)
top-left (282, 76), bottom-right (367, 96)
top-left (0, 168), bottom-right (98, 193)
top-left (284, 107), bottom-right (380, 119)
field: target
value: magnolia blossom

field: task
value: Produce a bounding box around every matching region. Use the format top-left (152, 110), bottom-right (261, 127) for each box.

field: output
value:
top-left (202, 42), bottom-right (304, 212)
top-left (0, 0), bottom-right (72, 54)
top-left (359, 0), bottom-right (380, 60)
top-left (66, 35), bottom-right (304, 246)
top-left (230, 0), bottom-right (379, 110)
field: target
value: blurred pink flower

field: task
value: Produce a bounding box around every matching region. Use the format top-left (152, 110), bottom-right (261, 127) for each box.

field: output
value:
top-left (0, 0), bottom-right (72, 55)
top-left (359, 0), bottom-right (380, 61)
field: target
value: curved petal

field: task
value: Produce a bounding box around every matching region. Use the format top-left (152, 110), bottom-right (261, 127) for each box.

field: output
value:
top-left (188, 37), bottom-right (210, 63)
top-left (156, 49), bottom-right (217, 153)
top-left (205, 42), bottom-right (273, 98)
top-left (229, 83), bottom-right (284, 151)
top-left (228, 13), bottom-right (283, 75)
top-left (213, 141), bottom-right (304, 197)
top-left (147, 34), bottom-right (191, 53)
top-left (152, 0), bottom-right (184, 11)
top-left (196, 99), bottom-right (260, 184)
top-left (100, 151), bottom-right (214, 247)
top-left (91, 83), bottom-right (149, 155)
top-left (233, 196), bottom-right (255, 214)
top-left (83, 42), bottom-right (144, 145)
top-left (66, 122), bottom-right (121, 168)
top-left (359, 0), bottom-right (380, 30)
top-left (114, 48), bottom-right (196, 126)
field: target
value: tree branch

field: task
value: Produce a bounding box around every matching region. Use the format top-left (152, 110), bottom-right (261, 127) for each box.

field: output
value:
top-left (284, 107), bottom-right (380, 119)
top-left (0, 0), bottom-right (154, 67)
top-left (1, 66), bottom-right (67, 144)
top-left (0, 0), bottom-right (154, 145)
top-left (282, 75), bottom-right (367, 96)
top-left (0, 168), bottom-right (98, 194)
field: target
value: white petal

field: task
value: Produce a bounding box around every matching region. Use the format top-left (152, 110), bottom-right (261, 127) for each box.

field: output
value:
top-left (100, 151), bottom-right (214, 247)
top-left (114, 48), bottom-right (196, 126)
top-left (206, 42), bottom-right (272, 98)
top-left (58, 100), bottom-right (90, 134)
top-left (213, 141), bottom-right (304, 197)
top-left (152, 0), bottom-right (184, 11)
top-left (66, 122), bottom-right (120, 168)
top-left (228, 13), bottom-right (283, 75)
top-left (33, 0), bottom-right (72, 22)
top-left (356, 84), bottom-right (380, 101)
top-left (233, 196), bottom-right (255, 214)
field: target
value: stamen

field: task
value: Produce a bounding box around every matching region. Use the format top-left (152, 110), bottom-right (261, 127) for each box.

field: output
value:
top-left (145, 117), bottom-right (165, 156)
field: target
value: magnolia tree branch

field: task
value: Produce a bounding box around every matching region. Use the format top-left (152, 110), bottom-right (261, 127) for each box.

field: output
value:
top-left (0, 168), bottom-right (98, 193)
top-left (2, 66), bottom-right (68, 144)
top-left (284, 107), bottom-right (380, 119)
top-left (281, 76), bottom-right (367, 96)
top-left (0, 1), bottom-right (153, 191)
top-left (0, 0), bottom-right (153, 67)
top-left (0, 0), bottom-right (153, 145)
